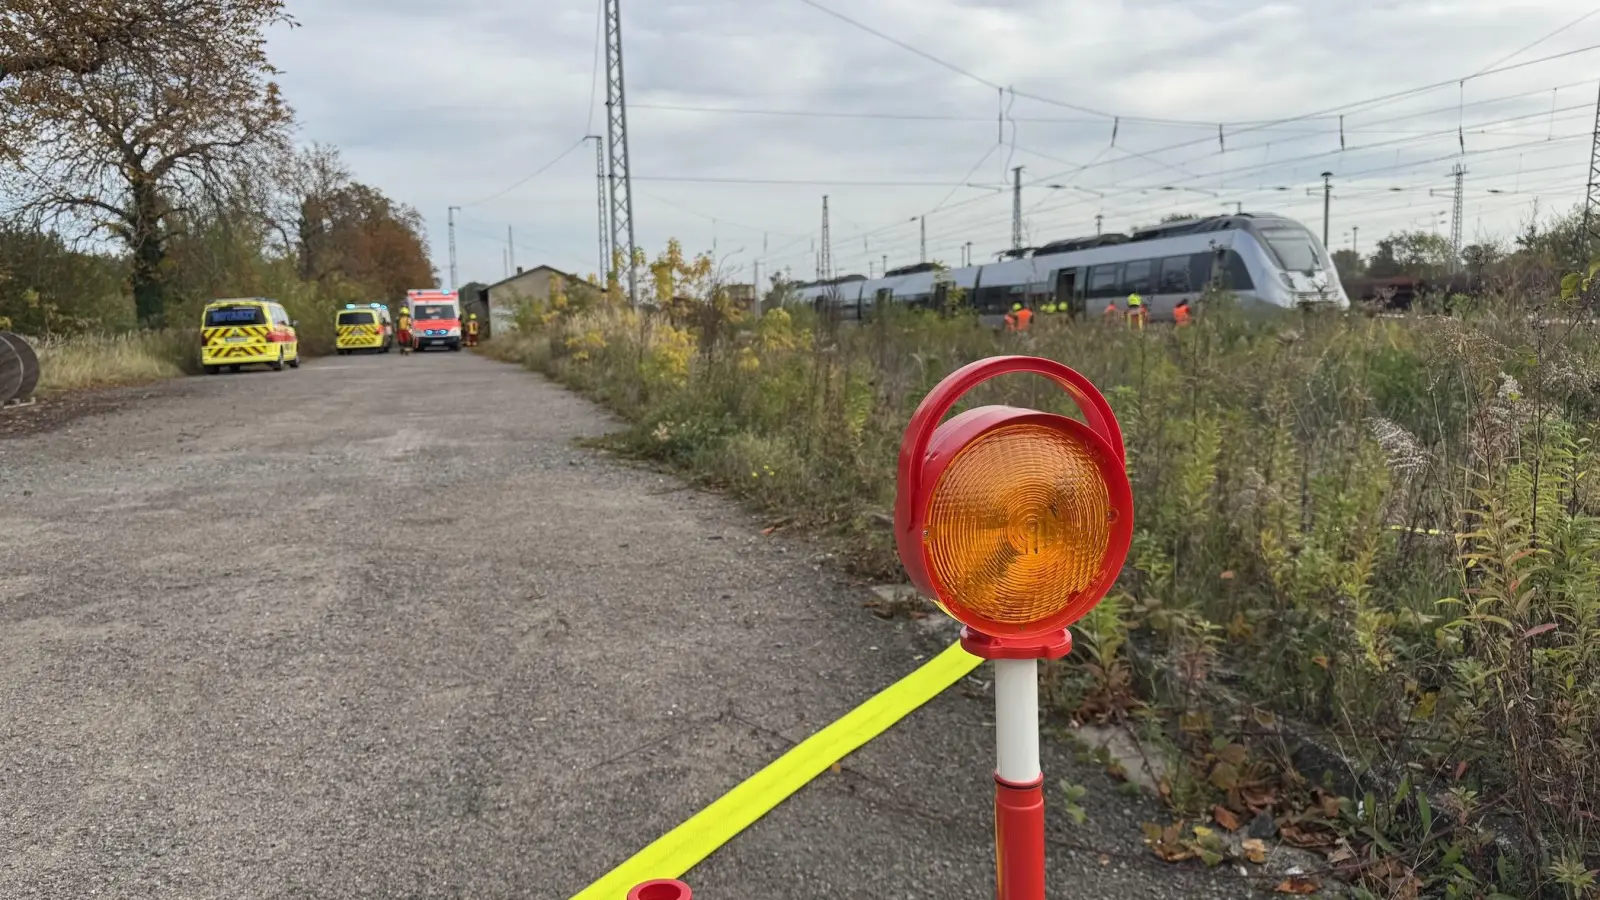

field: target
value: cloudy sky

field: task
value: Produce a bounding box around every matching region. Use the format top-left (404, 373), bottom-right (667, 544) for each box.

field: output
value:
top-left (266, 0), bottom-right (1600, 290)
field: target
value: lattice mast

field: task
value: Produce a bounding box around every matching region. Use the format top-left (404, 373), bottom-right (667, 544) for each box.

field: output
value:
top-left (819, 195), bottom-right (832, 281)
top-left (588, 136), bottom-right (609, 282)
top-left (1450, 163), bottom-right (1465, 273)
top-left (1582, 81), bottom-right (1600, 265)
top-left (446, 206), bottom-right (459, 291)
top-left (603, 0), bottom-right (639, 305)
top-left (1012, 166), bottom-right (1023, 250)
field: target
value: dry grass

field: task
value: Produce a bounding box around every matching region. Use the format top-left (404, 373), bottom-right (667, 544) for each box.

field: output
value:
top-left (32, 330), bottom-right (199, 394)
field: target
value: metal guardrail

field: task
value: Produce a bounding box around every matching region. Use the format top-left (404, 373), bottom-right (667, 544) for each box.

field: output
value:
top-left (0, 332), bottom-right (40, 408)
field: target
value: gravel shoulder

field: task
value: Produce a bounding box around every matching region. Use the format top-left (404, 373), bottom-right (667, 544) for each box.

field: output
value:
top-left (0, 351), bottom-right (1256, 898)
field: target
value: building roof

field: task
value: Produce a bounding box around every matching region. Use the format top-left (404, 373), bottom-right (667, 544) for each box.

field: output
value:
top-left (482, 265), bottom-right (582, 292)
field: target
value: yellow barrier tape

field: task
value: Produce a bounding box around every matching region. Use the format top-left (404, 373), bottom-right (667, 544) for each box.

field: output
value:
top-left (571, 639), bottom-right (984, 899)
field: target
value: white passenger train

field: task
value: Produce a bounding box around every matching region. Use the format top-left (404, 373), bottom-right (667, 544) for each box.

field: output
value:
top-left (788, 212), bottom-right (1348, 325)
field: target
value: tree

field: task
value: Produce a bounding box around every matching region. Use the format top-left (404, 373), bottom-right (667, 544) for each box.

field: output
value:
top-left (1331, 248), bottom-right (1365, 281)
top-left (277, 142), bottom-right (352, 283)
top-left (315, 183), bottom-right (436, 301)
top-left (278, 148), bottom-right (434, 303)
top-left (0, 224), bottom-right (131, 333)
top-left (0, 2), bottom-right (294, 138)
top-left (1366, 230), bottom-right (1456, 280)
top-left (0, 0), bottom-right (293, 325)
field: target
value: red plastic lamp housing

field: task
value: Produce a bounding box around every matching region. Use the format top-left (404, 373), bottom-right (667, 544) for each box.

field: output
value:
top-left (894, 356), bottom-right (1133, 649)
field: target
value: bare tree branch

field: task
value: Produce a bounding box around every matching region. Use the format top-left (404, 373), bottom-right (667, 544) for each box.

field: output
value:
top-left (0, 0), bottom-right (295, 324)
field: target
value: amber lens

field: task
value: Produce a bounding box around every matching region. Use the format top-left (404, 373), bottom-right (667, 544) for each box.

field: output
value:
top-left (924, 422), bottom-right (1112, 627)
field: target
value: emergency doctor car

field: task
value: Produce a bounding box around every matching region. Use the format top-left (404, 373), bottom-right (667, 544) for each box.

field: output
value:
top-left (200, 297), bottom-right (300, 374)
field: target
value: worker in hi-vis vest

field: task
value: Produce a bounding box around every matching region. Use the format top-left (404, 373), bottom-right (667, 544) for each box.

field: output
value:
top-left (1012, 302), bottom-right (1033, 331)
top-left (466, 313), bottom-right (481, 347)
top-left (1174, 298), bottom-right (1192, 327)
top-left (397, 306), bottom-right (413, 354)
top-left (1126, 293), bottom-right (1147, 331)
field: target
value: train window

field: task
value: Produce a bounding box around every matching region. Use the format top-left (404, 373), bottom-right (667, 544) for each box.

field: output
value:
top-left (1121, 259), bottom-right (1155, 294)
top-left (1159, 256), bottom-right (1192, 292)
top-left (1258, 226), bottom-right (1320, 273)
top-left (1185, 250), bottom-right (1252, 291)
top-left (1224, 250), bottom-right (1254, 290)
top-left (1087, 264), bottom-right (1121, 298)
top-left (974, 284), bottom-right (1013, 313)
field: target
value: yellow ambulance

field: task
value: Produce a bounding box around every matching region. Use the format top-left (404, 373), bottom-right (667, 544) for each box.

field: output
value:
top-left (335, 303), bottom-right (394, 354)
top-left (200, 297), bottom-right (300, 374)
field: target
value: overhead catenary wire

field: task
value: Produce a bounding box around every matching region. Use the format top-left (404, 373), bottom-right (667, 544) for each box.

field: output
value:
top-left (753, 62), bottom-right (1600, 271)
top-left (768, 155), bottom-right (1574, 273)
top-left (788, 132), bottom-right (1591, 274)
top-left (882, 143), bottom-right (1587, 266)
top-left (791, 0), bottom-right (1600, 132)
top-left (460, 136), bottom-right (590, 208)
top-left (1473, 4), bottom-right (1600, 75)
top-left (802, 94), bottom-right (1598, 264)
top-left (682, 35), bottom-right (1600, 279)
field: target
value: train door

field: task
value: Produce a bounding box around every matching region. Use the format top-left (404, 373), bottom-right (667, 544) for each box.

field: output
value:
top-left (933, 281), bottom-right (950, 312)
top-left (1053, 269), bottom-right (1082, 317)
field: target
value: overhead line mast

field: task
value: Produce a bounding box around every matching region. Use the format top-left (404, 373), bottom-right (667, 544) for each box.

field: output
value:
top-left (603, 0), bottom-right (639, 306)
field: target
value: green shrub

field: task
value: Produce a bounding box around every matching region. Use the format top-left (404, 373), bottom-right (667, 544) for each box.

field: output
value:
top-left (484, 290), bottom-right (1600, 889)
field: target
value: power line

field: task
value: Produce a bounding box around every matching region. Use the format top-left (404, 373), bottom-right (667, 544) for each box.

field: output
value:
top-left (793, 135), bottom-right (1590, 273)
top-left (633, 92), bottom-right (1600, 140)
top-left (630, 103), bottom-right (1138, 126)
top-left (633, 187), bottom-right (806, 237)
top-left (713, 50), bottom-right (1600, 272)
top-left (1474, 4), bottom-right (1600, 75)
top-left (460, 136), bottom-right (588, 208)
top-left (757, 66), bottom-right (1600, 269)
top-left (764, 126), bottom-right (1587, 271)
top-left (791, 0), bottom-right (1002, 91)
top-left (632, 174), bottom-right (1008, 187)
top-left (792, 0), bottom-right (1600, 132)
top-left (789, 0), bottom-right (1216, 126)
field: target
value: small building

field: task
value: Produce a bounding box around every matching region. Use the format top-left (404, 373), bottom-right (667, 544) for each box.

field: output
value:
top-left (479, 265), bottom-right (600, 318)
top-left (720, 283), bottom-right (756, 310)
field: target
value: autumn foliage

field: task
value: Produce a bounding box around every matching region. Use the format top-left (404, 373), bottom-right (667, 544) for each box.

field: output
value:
top-left (0, 0), bottom-right (433, 337)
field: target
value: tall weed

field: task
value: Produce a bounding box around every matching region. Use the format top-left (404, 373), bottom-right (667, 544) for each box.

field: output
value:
top-left (488, 291), bottom-right (1600, 889)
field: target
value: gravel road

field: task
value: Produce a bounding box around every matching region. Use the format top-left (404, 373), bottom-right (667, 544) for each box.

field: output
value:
top-left (0, 352), bottom-right (1256, 898)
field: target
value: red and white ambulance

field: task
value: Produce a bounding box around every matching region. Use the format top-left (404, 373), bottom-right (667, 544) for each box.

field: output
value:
top-left (404, 289), bottom-right (463, 352)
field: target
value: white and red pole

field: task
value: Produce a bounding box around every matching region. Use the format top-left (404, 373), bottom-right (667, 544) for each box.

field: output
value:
top-left (992, 657), bottom-right (1046, 900)
top-left (962, 627), bottom-right (1068, 900)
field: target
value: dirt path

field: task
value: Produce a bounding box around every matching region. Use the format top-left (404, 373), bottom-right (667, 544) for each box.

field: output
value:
top-left (0, 352), bottom-right (1252, 898)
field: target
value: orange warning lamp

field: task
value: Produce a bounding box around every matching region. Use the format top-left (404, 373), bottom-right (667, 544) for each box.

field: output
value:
top-left (896, 356), bottom-right (1132, 900)
top-left (894, 355), bottom-right (1132, 657)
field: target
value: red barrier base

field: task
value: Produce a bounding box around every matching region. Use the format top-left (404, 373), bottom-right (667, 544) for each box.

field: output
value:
top-left (961, 626), bottom-right (1073, 661)
top-left (994, 775), bottom-right (1046, 900)
top-left (629, 879), bottom-right (691, 900)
